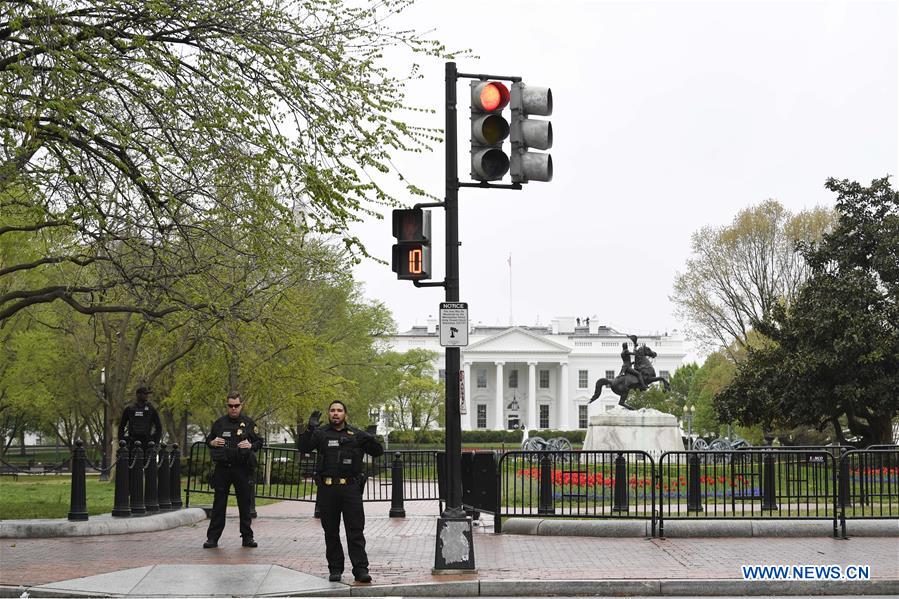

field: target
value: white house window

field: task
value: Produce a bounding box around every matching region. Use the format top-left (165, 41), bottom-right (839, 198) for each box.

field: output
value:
top-left (477, 369), bottom-right (487, 388)
top-left (539, 404), bottom-right (550, 429)
top-left (438, 369), bottom-right (446, 382)
top-left (578, 370), bottom-right (588, 388)
top-left (509, 369), bottom-right (518, 388)
top-left (660, 370), bottom-right (670, 381)
top-left (477, 405), bottom-right (487, 428)
top-left (539, 369), bottom-right (550, 388)
top-left (578, 405), bottom-right (588, 429)
top-left (605, 370), bottom-right (615, 379)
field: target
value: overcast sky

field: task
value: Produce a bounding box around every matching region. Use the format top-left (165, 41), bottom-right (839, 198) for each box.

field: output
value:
top-left (350, 0), bottom-right (898, 359)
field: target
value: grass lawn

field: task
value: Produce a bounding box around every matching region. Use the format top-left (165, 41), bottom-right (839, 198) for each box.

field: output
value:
top-left (0, 475), bottom-right (278, 520)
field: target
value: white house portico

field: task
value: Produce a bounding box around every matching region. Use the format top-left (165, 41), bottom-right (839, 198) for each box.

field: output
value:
top-left (383, 317), bottom-right (688, 432)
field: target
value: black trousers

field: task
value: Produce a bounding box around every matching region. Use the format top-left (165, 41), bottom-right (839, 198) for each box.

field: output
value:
top-left (206, 463), bottom-right (254, 542)
top-left (317, 482), bottom-right (367, 574)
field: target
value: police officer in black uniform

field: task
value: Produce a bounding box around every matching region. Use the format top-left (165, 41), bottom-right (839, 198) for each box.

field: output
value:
top-left (298, 400), bottom-right (383, 583)
top-left (203, 391), bottom-right (262, 549)
top-left (118, 386), bottom-right (163, 449)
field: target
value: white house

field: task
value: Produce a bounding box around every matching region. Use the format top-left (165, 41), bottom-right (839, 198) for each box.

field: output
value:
top-left (381, 317), bottom-right (687, 431)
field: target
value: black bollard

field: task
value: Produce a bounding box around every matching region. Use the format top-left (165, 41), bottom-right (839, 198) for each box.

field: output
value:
top-left (612, 452), bottom-right (629, 513)
top-left (314, 495), bottom-right (321, 519)
top-left (537, 453), bottom-right (555, 515)
top-left (389, 451), bottom-right (406, 518)
top-left (112, 441), bottom-right (131, 517)
top-left (157, 443), bottom-right (171, 511)
top-left (68, 439), bottom-right (89, 521)
top-left (130, 441), bottom-right (146, 515)
top-left (761, 450), bottom-right (778, 511)
top-left (687, 452), bottom-right (703, 513)
top-left (169, 444), bottom-right (182, 509)
top-left (144, 442), bottom-right (159, 513)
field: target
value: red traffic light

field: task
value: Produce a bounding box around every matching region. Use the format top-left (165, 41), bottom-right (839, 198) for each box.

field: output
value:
top-left (472, 81), bottom-right (510, 112)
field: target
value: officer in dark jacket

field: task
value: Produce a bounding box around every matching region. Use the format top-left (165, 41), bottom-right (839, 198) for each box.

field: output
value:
top-left (203, 392), bottom-right (262, 549)
top-left (118, 386), bottom-right (163, 450)
top-left (298, 400), bottom-right (383, 583)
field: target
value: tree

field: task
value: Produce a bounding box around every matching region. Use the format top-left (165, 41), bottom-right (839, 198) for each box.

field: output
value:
top-left (629, 362), bottom-right (699, 413)
top-left (374, 349), bottom-right (444, 440)
top-left (672, 200), bottom-right (834, 359)
top-left (715, 177), bottom-right (899, 447)
top-left (1, 0), bottom-right (445, 322)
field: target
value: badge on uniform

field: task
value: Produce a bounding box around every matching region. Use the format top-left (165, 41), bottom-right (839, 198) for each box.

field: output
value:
top-left (222, 431), bottom-right (232, 437)
top-left (328, 439), bottom-right (339, 447)
top-left (135, 411), bottom-right (144, 417)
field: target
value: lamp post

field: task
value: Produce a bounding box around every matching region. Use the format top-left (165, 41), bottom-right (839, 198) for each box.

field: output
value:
top-left (100, 367), bottom-right (109, 481)
top-left (682, 404), bottom-right (695, 449)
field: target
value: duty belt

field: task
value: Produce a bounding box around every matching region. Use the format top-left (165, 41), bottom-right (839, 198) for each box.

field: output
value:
top-left (322, 476), bottom-right (356, 485)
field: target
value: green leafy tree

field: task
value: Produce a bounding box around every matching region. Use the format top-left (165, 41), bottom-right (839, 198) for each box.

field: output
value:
top-left (629, 363), bottom-right (699, 414)
top-left (672, 200), bottom-right (834, 359)
top-left (1, 0), bottom-right (446, 322)
top-left (375, 349), bottom-right (444, 441)
top-left (716, 178), bottom-right (899, 446)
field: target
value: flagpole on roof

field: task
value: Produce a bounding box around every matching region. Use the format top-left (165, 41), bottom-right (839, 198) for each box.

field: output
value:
top-left (508, 252), bottom-right (513, 326)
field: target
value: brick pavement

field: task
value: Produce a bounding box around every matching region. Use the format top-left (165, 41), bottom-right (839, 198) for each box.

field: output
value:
top-left (1, 499), bottom-right (897, 589)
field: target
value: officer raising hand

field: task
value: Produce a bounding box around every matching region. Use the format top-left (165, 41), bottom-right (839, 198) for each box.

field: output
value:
top-left (298, 400), bottom-right (383, 583)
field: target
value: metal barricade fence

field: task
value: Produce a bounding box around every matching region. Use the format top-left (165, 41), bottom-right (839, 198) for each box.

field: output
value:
top-left (495, 450), bottom-right (655, 534)
top-left (838, 448), bottom-right (899, 537)
top-left (657, 449), bottom-right (838, 537)
top-left (185, 442), bottom-right (440, 508)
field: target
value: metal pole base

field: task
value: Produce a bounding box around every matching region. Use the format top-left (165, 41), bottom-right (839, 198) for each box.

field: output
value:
top-left (434, 516), bottom-right (475, 571)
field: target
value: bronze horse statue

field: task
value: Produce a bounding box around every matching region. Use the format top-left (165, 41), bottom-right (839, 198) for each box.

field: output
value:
top-left (588, 344), bottom-right (670, 409)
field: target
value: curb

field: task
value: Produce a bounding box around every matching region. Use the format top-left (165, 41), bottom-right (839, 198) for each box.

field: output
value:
top-left (4, 578), bottom-right (899, 597)
top-left (503, 517), bottom-right (898, 538)
top-left (0, 508), bottom-right (206, 539)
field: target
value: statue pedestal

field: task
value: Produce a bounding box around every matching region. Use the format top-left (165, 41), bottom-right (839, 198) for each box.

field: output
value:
top-left (583, 405), bottom-right (684, 456)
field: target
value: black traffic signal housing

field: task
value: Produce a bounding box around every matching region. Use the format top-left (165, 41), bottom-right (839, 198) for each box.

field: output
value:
top-left (470, 81), bottom-right (511, 181)
top-left (391, 208), bottom-right (431, 281)
top-left (510, 83), bottom-right (553, 183)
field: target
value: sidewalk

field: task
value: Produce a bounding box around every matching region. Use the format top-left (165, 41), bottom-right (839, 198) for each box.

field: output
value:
top-left (1, 499), bottom-right (897, 596)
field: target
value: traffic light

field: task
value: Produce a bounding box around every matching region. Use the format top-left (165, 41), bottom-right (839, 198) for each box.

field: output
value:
top-left (391, 208), bottom-right (431, 281)
top-left (510, 83), bottom-right (553, 183)
top-left (470, 81), bottom-right (511, 181)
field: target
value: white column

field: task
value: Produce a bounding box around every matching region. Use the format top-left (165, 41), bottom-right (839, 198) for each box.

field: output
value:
top-left (528, 362), bottom-right (537, 430)
top-left (494, 361), bottom-right (504, 431)
top-left (462, 361), bottom-right (472, 431)
top-left (559, 362), bottom-right (570, 430)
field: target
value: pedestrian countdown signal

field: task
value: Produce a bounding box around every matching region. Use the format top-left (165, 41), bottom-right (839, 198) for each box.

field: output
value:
top-left (391, 208), bottom-right (431, 281)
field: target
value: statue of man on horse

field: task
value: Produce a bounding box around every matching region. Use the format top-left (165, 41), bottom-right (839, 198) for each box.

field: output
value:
top-left (588, 335), bottom-right (670, 410)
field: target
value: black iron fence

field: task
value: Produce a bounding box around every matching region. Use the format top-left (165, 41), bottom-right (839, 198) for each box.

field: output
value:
top-left (495, 450), bottom-right (655, 534)
top-left (656, 449), bottom-right (839, 537)
top-left (494, 447), bottom-right (896, 538)
top-left (184, 442), bottom-right (440, 514)
top-left (27, 440), bottom-right (895, 533)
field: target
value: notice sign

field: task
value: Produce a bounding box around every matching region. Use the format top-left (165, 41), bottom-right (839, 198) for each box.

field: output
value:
top-left (439, 302), bottom-right (469, 347)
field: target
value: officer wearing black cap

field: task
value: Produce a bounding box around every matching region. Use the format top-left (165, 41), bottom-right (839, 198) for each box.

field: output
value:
top-left (118, 386), bottom-right (162, 450)
top-left (203, 391), bottom-right (262, 549)
top-left (298, 400), bottom-right (383, 583)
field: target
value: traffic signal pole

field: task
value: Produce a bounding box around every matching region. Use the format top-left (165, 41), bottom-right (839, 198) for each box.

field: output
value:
top-left (428, 62), bottom-right (549, 571)
top-left (444, 61), bottom-right (463, 516)
top-left (433, 61), bottom-right (475, 572)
